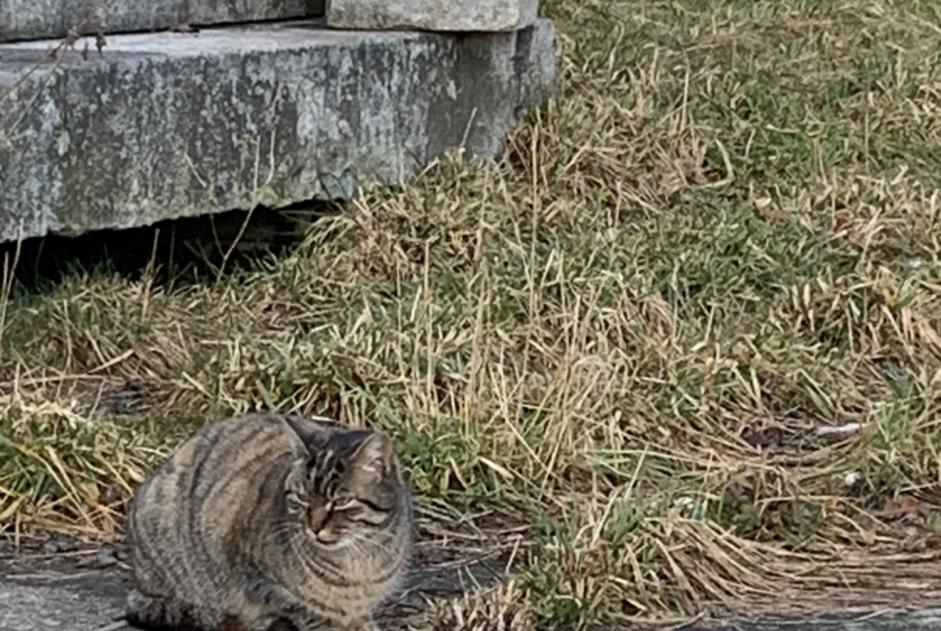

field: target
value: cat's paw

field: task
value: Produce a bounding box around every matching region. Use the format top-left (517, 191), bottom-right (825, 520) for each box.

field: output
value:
top-left (125, 589), bottom-right (171, 628)
top-left (265, 619), bottom-right (301, 631)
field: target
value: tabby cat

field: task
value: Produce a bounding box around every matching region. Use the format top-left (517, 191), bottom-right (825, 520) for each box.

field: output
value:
top-left (125, 413), bottom-right (413, 631)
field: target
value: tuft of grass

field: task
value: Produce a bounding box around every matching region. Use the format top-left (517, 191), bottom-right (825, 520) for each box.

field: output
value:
top-left (0, 398), bottom-right (171, 537)
top-left (423, 581), bottom-right (536, 630)
top-left (2, 0), bottom-right (941, 626)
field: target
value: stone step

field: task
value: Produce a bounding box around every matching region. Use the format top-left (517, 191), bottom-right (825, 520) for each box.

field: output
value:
top-left (0, 0), bottom-right (325, 43)
top-left (326, 0), bottom-right (538, 32)
top-left (0, 19), bottom-right (556, 242)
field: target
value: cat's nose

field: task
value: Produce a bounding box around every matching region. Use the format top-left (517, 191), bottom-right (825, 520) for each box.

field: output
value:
top-left (308, 506), bottom-right (329, 532)
top-left (315, 526), bottom-right (340, 544)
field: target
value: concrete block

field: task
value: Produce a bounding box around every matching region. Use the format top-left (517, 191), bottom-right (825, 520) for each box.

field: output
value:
top-left (515, 17), bottom-right (557, 111)
top-left (0, 0), bottom-right (325, 42)
top-left (326, 0), bottom-right (538, 32)
top-left (0, 19), bottom-right (557, 241)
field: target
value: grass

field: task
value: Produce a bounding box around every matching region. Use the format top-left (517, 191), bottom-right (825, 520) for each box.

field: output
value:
top-left (3, 0), bottom-right (941, 627)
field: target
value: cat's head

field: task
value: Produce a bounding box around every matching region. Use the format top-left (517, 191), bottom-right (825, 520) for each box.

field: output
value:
top-left (284, 428), bottom-right (406, 548)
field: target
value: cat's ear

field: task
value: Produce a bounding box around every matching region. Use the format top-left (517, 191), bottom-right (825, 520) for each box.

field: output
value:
top-left (283, 415), bottom-right (333, 454)
top-left (349, 433), bottom-right (393, 486)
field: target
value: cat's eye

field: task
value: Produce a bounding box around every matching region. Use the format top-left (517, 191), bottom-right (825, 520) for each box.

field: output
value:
top-left (346, 505), bottom-right (389, 526)
top-left (333, 498), bottom-right (359, 511)
top-left (286, 492), bottom-right (309, 512)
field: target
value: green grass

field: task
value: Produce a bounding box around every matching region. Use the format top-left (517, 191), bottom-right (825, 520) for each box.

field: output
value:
top-left (3, 0), bottom-right (941, 627)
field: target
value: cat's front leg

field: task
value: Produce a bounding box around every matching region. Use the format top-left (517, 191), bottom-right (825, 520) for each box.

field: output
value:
top-left (243, 575), bottom-right (332, 631)
top-left (125, 588), bottom-right (217, 630)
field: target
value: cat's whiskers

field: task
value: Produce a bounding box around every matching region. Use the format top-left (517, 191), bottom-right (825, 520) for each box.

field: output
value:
top-left (345, 532), bottom-right (398, 559)
top-left (267, 520), bottom-right (301, 548)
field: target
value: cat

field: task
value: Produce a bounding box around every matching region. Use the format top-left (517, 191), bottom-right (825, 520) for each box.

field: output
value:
top-left (125, 412), bottom-right (413, 631)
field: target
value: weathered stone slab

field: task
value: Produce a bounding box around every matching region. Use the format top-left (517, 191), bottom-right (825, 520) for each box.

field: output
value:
top-left (0, 538), bottom-right (507, 630)
top-left (326, 0), bottom-right (538, 32)
top-left (0, 569), bottom-right (129, 630)
top-left (692, 609), bottom-right (941, 630)
top-left (0, 19), bottom-right (557, 241)
top-left (0, 0), bottom-right (325, 43)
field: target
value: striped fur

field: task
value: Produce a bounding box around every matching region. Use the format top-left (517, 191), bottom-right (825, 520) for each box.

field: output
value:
top-left (126, 413), bottom-right (413, 631)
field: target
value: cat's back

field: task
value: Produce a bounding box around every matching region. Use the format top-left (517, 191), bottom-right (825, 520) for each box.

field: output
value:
top-left (128, 413), bottom-right (302, 567)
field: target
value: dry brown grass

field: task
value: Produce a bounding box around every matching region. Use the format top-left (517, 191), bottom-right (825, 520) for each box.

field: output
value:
top-left (2, 0), bottom-right (941, 627)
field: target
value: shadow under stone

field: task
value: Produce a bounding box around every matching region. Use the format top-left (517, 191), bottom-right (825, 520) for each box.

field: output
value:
top-left (0, 201), bottom-right (333, 291)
